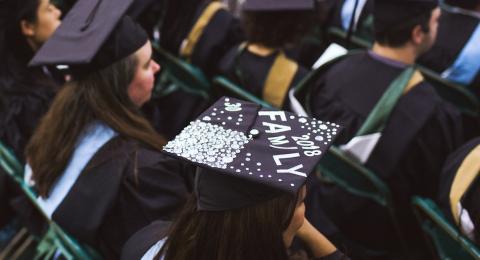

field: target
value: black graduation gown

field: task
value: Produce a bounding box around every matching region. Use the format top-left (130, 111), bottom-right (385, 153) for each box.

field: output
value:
top-left (0, 68), bottom-right (57, 228)
top-left (34, 136), bottom-right (193, 259)
top-left (437, 137), bottom-right (480, 243)
top-left (146, 1), bottom-right (243, 140)
top-left (160, 1), bottom-right (244, 77)
top-left (418, 11), bottom-right (480, 93)
top-left (218, 45), bottom-right (310, 110)
top-left (121, 221), bottom-right (350, 260)
top-left (307, 52), bottom-right (466, 252)
top-left (0, 76), bottom-right (56, 160)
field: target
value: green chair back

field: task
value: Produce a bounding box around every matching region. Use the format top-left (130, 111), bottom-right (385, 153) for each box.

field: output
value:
top-left (0, 141), bottom-right (101, 259)
top-left (417, 66), bottom-right (480, 116)
top-left (153, 43), bottom-right (211, 99)
top-left (212, 76), bottom-right (274, 109)
top-left (412, 196), bottom-right (480, 260)
top-left (318, 146), bottom-right (411, 258)
top-left (327, 26), bottom-right (373, 50)
top-left (318, 146), bottom-right (391, 206)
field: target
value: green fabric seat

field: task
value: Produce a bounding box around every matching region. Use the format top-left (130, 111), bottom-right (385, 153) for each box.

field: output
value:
top-left (0, 141), bottom-right (101, 259)
top-left (212, 76), bottom-right (274, 109)
top-left (412, 196), bottom-right (480, 260)
top-left (152, 43), bottom-right (211, 99)
top-left (417, 66), bottom-right (480, 116)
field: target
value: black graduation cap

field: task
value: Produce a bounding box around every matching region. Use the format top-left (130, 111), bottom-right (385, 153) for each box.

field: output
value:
top-left (29, 0), bottom-right (148, 76)
top-left (162, 97), bottom-right (341, 211)
top-left (242, 0), bottom-right (315, 11)
top-left (374, 0), bottom-right (438, 33)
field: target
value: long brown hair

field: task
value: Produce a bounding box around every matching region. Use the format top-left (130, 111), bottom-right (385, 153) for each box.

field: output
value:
top-left (158, 192), bottom-right (297, 260)
top-left (26, 53), bottom-right (166, 197)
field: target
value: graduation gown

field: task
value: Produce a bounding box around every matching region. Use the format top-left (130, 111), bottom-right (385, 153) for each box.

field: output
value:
top-left (0, 70), bottom-right (56, 160)
top-left (307, 51), bottom-right (466, 251)
top-left (0, 68), bottom-right (57, 229)
top-left (218, 45), bottom-right (309, 110)
top-left (25, 132), bottom-right (194, 259)
top-left (418, 10), bottom-right (480, 93)
top-left (120, 221), bottom-right (350, 260)
top-left (438, 137), bottom-right (480, 243)
top-left (160, 1), bottom-right (244, 77)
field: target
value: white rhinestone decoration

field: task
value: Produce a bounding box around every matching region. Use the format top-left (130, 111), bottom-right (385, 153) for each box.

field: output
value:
top-left (164, 120), bottom-right (250, 169)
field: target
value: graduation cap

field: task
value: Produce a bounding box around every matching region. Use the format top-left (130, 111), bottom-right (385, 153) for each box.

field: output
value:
top-left (29, 0), bottom-right (148, 77)
top-left (242, 0), bottom-right (315, 11)
top-left (162, 97), bottom-right (341, 211)
top-left (374, 0), bottom-right (438, 33)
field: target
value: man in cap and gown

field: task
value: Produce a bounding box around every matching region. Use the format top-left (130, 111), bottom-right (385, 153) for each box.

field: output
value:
top-left (305, 0), bottom-right (467, 255)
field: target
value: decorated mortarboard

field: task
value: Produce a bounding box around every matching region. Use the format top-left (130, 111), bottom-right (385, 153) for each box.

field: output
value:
top-left (29, 0), bottom-right (148, 77)
top-left (162, 97), bottom-right (341, 211)
top-left (374, 0), bottom-right (438, 33)
top-left (242, 0), bottom-right (315, 11)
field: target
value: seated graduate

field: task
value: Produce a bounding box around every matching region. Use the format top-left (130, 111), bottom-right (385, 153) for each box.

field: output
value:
top-left (218, 0), bottom-right (315, 110)
top-left (23, 0), bottom-right (194, 258)
top-left (121, 97), bottom-right (348, 260)
top-left (306, 0), bottom-right (466, 254)
top-left (0, 0), bottom-right (62, 159)
top-left (418, 0), bottom-right (480, 93)
top-left (437, 137), bottom-right (480, 245)
top-left (140, 0), bottom-right (244, 140)
top-left (0, 0), bottom-right (62, 236)
top-left (325, 0), bottom-right (374, 41)
top-left (160, 0), bottom-right (244, 77)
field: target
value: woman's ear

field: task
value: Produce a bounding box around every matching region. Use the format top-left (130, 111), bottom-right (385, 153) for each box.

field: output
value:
top-left (20, 20), bottom-right (36, 37)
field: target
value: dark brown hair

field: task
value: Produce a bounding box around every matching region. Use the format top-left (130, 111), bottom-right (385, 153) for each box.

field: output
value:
top-left (241, 10), bottom-right (316, 49)
top-left (374, 10), bottom-right (432, 47)
top-left (26, 53), bottom-right (166, 197)
top-left (157, 192), bottom-right (298, 260)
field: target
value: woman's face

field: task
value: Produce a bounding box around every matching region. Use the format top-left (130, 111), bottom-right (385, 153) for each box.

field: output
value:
top-left (128, 41), bottom-right (161, 107)
top-left (283, 185), bottom-right (307, 247)
top-left (22, 0), bottom-right (62, 48)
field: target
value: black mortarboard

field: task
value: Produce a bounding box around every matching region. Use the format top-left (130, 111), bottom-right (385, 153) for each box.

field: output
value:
top-left (374, 0), bottom-right (438, 33)
top-left (242, 0), bottom-right (315, 11)
top-left (163, 97), bottom-right (341, 211)
top-left (29, 0), bottom-right (148, 77)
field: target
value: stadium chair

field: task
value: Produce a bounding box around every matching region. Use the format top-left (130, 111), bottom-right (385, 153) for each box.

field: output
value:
top-left (317, 146), bottom-right (411, 259)
top-left (327, 26), bottom-right (373, 50)
top-left (0, 141), bottom-right (101, 260)
top-left (212, 76), bottom-right (275, 109)
top-left (152, 43), bottom-right (211, 99)
top-left (412, 197), bottom-right (480, 260)
top-left (417, 66), bottom-right (480, 116)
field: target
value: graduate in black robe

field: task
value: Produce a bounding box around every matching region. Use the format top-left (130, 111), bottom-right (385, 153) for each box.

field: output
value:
top-left (306, 0), bottom-right (467, 255)
top-left (0, 0), bottom-right (62, 232)
top-left (160, 0), bottom-right (244, 77)
top-left (22, 0), bottom-right (195, 258)
top-left (418, 0), bottom-right (480, 95)
top-left (142, 0), bottom-right (244, 140)
top-left (121, 96), bottom-right (348, 260)
top-left (437, 137), bottom-right (480, 245)
top-left (217, 0), bottom-right (316, 110)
